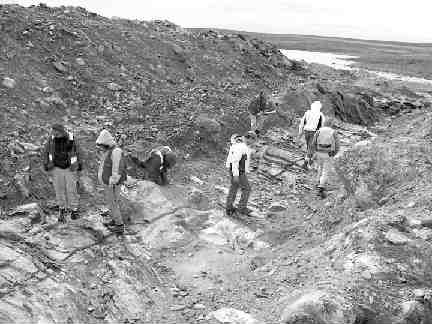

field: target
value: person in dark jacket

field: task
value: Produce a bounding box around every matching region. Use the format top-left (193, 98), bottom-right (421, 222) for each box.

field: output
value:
top-left (247, 91), bottom-right (272, 136)
top-left (225, 134), bottom-right (252, 216)
top-left (42, 124), bottom-right (82, 222)
top-left (140, 146), bottom-right (176, 185)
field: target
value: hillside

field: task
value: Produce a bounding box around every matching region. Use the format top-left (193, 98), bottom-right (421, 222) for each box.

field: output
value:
top-left (2, 3), bottom-right (432, 324)
top-left (0, 3), bottom-right (294, 208)
top-left (193, 29), bottom-right (432, 80)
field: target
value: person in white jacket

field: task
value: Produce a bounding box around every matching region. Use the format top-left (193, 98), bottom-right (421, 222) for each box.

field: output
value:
top-left (298, 101), bottom-right (325, 167)
top-left (225, 134), bottom-right (251, 216)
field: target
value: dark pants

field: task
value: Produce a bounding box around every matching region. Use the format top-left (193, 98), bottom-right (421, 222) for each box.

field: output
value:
top-left (226, 173), bottom-right (251, 211)
top-left (145, 155), bottom-right (168, 185)
top-left (304, 130), bottom-right (316, 161)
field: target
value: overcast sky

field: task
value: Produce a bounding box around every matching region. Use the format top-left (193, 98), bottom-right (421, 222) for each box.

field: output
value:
top-left (4, 0), bottom-right (432, 43)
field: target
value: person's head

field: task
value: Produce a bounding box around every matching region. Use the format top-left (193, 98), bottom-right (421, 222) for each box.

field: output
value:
top-left (230, 133), bottom-right (243, 145)
top-left (96, 129), bottom-right (116, 151)
top-left (52, 124), bottom-right (67, 138)
top-left (310, 101), bottom-right (322, 113)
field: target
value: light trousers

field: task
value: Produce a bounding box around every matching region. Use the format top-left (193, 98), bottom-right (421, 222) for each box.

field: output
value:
top-left (52, 167), bottom-right (79, 210)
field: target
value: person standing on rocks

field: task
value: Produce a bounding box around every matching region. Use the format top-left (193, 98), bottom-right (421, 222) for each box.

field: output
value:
top-left (42, 124), bottom-right (83, 222)
top-left (96, 129), bottom-right (128, 234)
top-left (247, 91), bottom-right (274, 137)
top-left (309, 119), bottom-right (340, 198)
top-left (298, 101), bottom-right (325, 168)
top-left (225, 134), bottom-right (252, 216)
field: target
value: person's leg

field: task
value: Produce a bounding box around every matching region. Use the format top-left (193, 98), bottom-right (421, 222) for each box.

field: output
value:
top-left (304, 131), bottom-right (315, 163)
top-left (226, 175), bottom-right (239, 214)
top-left (160, 170), bottom-right (169, 185)
top-left (319, 154), bottom-right (331, 188)
top-left (256, 114), bottom-right (265, 134)
top-left (314, 153), bottom-right (322, 184)
top-left (238, 174), bottom-right (251, 213)
top-left (64, 169), bottom-right (79, 217)
top-left (104, 185), bottom-right (124, 233)
top-left (250, 113), bottom-right (257, 133)
top-left (52, 168), bottom-right (67, 221)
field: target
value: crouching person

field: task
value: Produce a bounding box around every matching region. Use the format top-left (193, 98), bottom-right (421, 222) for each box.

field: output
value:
top-left (309, 120), bottom-right (340, 198)
top-left (96, 130), bottom-right (128, 234)
top-left (143, 146), bottom-right (176, 186)
top-left (42, 124), bottom-right (82, 222)
top-left (225, 134), bottom-right (252, 216)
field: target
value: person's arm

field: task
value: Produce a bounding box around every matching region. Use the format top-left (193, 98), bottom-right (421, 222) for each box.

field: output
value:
top-left (298, 113), bottom-right (306, 135)
top-left (320, 114), bottom-right (326, 129)
top-left (333, 132), bottom-right (340, 155)
top-left (42, 138), bottom-right (50, 171)
top-left (245, 146), bottom-right (251, 174)
top-left (73, 136), bottom-right (84, 171)
top-left (110, 148), bottom-right (122, 185)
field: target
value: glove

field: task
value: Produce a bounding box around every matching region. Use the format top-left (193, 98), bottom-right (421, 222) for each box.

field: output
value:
top-left (77, 163), bottom-right (82, 172)
top-left (329, 150), bottom-right (337, 157)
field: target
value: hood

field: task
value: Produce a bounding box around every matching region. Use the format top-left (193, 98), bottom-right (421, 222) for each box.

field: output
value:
top-left (310, 101), bottom-right (322, 113)
top-left (96, 129), bottom-right (116, 147)
top-left (230, 134), bottom-right (243, 144)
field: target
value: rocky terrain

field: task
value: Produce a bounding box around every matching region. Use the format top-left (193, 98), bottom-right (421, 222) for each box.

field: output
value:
top-left (1, 3), bottom-right (432, 324)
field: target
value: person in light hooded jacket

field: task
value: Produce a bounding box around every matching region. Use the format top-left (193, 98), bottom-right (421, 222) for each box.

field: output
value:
top-left (96, 129), bottom-right (127, 234)
top-left (298, 101), bottom-right (325, 167)
top-left (225, 134), bottom-right (252, 216)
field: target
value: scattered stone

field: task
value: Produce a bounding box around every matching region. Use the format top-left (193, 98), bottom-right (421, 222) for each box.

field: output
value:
top-left (190, 176), bottom-right (204, 185)
top-left (107, 82), bottom-right (122, 91)
top-left (2, 77), bottom-right (16, 89)
top-left (412, 228), bottom-right (432, 241)
top-left (76, 57), bottom-right (85, 65)
top-left (215, 185), bottom-right (229, 195)
top-left (210, 307), bottom-right (261, 324)
top-left (53, 61), bottom-right (67, 73)
top-left (281, 290), bottom-right (357, 324)
top-left (385, 229), bottom-right (411, 245)
top-left (170, 305), bottom-right (187, 311)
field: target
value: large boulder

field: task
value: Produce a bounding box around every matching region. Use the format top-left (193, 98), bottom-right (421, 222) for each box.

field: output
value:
top-left (281, 290), bottom-right (357, 324)
top-left (330, 91), bottom-right (378, 125)
top-left (121, 180), bottom-right (178, 223)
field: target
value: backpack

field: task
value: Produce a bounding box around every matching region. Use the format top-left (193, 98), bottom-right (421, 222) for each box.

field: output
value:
top-left (316, 127), bottom-right (335, 153)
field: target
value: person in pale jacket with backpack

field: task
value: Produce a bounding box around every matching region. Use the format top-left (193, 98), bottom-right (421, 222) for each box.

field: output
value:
top-left (309, 119), bottom-right (340, 198)
top-left (96, 129), bottom-right (128, 234)
top-left (298, 101), bottom-right (325, 168)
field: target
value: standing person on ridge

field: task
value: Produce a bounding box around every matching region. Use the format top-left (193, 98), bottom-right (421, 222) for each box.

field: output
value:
top-left (42, 124), bottom-right (83, 223)
top-left (247, 91), bottom-right (274, 137)
top-left (225, 134), bottom-right (252, 216)
top-left (96, 129), bottom-right (128, 234)
top-left (298, 100), bottom-right (325, 168)
top-left (309, 119), bottom-right (340, 198)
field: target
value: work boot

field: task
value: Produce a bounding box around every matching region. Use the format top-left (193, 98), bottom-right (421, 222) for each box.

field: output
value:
top-left (226, 207), bottom-right (236, 216)
top-left (237, 207), bottom-right (253, 216)
top-left (111, 224), bottom-right (124, 235)
top-left (318, 187), bottom-right (326, 199)
top-left (58, 208), bottom-right (67, 223)
top-left (104, 219), bottom-right (116, 227)
top-left (70, 209), bottom-right (79, 220)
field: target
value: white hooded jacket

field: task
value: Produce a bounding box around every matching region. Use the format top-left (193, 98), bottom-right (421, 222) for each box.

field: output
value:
top-left (299, 101), bottom-right (325, 133)
top-left (225, 142), bottom-right (250, 177)
top-left (96, 130), bottom-right (122, 185)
